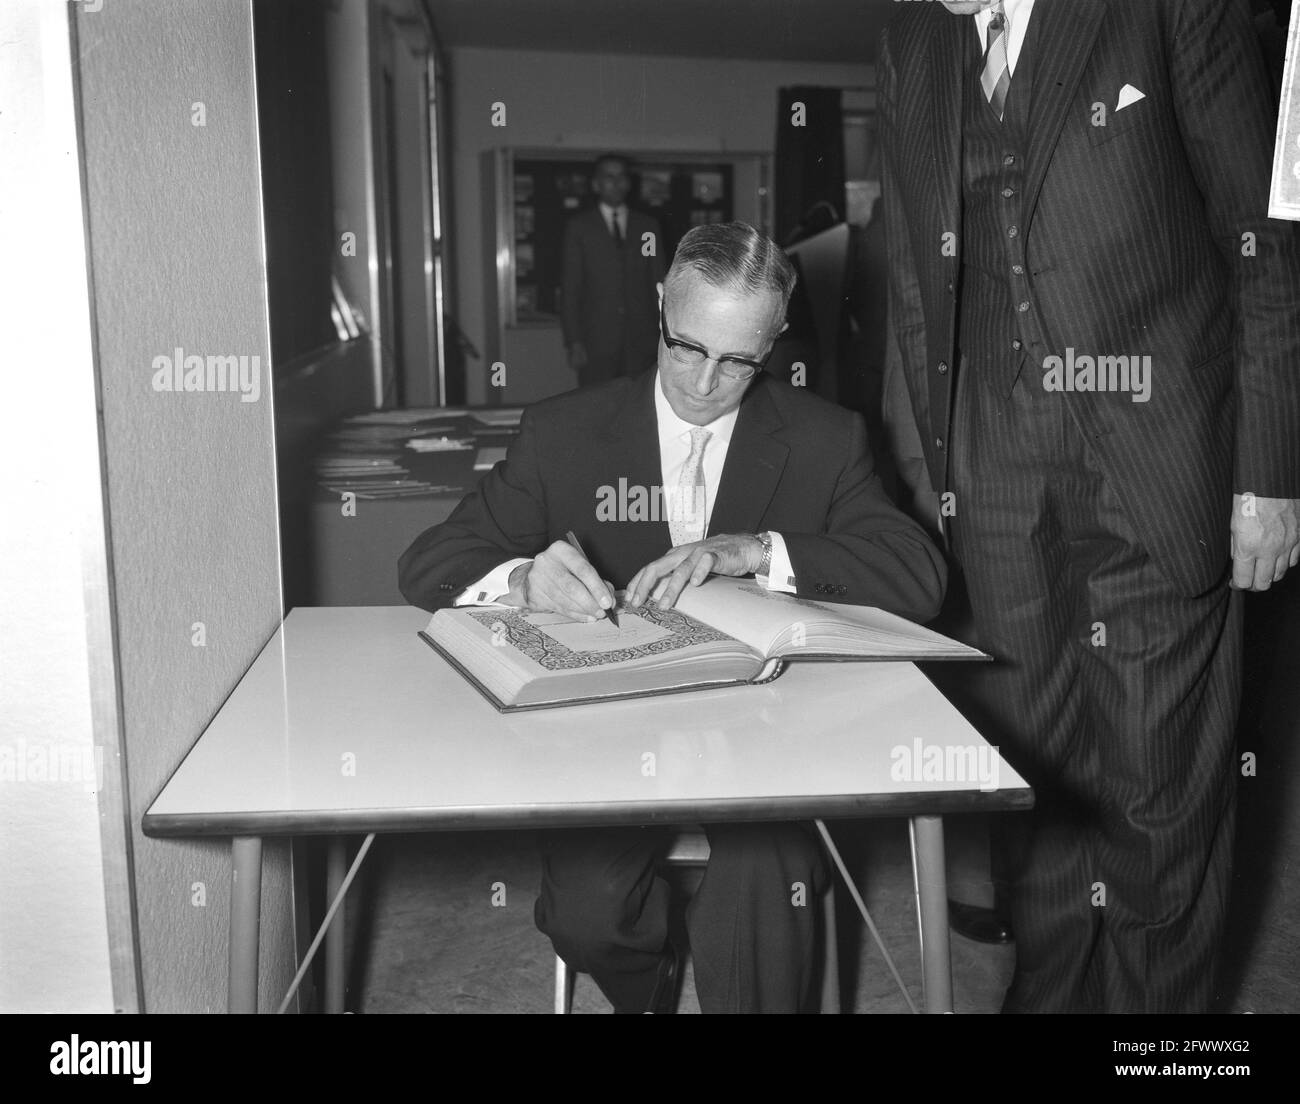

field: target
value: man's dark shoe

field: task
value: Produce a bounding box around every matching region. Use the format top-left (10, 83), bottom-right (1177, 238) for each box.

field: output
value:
top-left (949, 899), bottom-right (1013, 944)
top-left (647, 941), bottom-right (684, 1013)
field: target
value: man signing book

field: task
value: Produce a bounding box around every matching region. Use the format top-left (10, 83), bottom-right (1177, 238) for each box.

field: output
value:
top-left (398, 221), bottom-right (945, 1013)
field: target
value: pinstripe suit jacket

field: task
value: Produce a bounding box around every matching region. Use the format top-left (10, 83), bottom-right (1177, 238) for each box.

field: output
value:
top-left (879, 0), bottom-right (1300, 596)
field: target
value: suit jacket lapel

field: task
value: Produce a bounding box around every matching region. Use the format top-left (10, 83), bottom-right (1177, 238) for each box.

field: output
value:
top-left (929, 12), bottom-right (966, 250)
top-left (709, 377), bottom-right (789, 538)
top-left (599, 369), bottom-right (671, 549)
top-left (601, 372), bottom-right (789, 544)
top-left (1022, 0), bottom-right (1106, 230)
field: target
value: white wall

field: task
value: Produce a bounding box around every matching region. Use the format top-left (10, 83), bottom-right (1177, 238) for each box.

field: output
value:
top-left (0, 0), bottom-right (117, 1014)
top-left (446, 46), bottom-right (872, 401)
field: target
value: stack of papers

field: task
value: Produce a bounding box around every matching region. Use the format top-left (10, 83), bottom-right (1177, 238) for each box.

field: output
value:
top-left (472, 408), bottom-right (524, 428)
top-left (312, 407), bottom-right (520, 498)
top-left (406, 436), bottom-right (475, 453)
top-left (315, 456), bottom-right (450, 499)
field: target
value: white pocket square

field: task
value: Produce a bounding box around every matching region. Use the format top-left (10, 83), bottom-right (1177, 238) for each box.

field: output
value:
top-left (1116, 84), bottom-right (1146, 111)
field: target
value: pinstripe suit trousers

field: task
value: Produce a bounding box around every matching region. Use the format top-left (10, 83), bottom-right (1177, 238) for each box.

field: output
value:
top-left (948, 362), bottom-right (1244, 1013)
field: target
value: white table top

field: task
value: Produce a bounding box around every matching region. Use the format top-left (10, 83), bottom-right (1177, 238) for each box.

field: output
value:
top-left (144, 607), bottom-right (1031, 836)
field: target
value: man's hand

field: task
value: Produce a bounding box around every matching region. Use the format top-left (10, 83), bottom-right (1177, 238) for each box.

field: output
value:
top-left (1231, 494), bottom-right (1300, 591)
top-left (625, 534), bottom-right (764, 610)
top-left (567, 342), bottom-right (588, 373)
top-left (504, 541), bottom-right (616, 620)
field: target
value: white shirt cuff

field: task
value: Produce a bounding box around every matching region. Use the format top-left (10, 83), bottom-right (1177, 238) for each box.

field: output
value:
top-left (756, 532), bottom-right (797, 593)
top-left (453, 558), bottom-right (532, 606)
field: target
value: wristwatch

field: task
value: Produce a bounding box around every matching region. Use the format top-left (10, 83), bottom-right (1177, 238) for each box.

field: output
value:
top-left (755, 531), bottom-right (774, 578)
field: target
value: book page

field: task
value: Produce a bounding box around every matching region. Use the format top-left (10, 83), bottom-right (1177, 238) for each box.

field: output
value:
top-left (673, 577), bottom-right (832, 655)
top-left (460, 601), bottom-right (741, 672)
top-left (672, 576), bottom-right (985, 659)
top-left (1270, 15), bottom-right (1300, 220)
top-left (522, 609), bottom-right (673, 655)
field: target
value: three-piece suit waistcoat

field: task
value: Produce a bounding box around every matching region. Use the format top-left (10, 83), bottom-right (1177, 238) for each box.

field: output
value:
top-left (957, 10), bottom-right (1050, 394)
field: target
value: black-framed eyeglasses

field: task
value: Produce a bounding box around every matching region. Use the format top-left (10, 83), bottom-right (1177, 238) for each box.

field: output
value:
top-left (658, 306), bottom-right (772, 381)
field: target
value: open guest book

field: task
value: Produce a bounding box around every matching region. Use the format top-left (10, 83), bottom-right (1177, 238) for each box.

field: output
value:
top-left (419, 576), bottom-right (989, 712)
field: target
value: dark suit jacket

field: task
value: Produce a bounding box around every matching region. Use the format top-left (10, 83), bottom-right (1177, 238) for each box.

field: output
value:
top-left (398, 370), bottom-right (946, 621)
top-left (879, 0), bottom-right (1300, 596)
top-left (560, 207), bottom-right (665, 359)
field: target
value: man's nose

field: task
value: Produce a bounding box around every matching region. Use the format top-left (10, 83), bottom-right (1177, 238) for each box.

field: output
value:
top-left (693, 361), bottom-right (721, 394)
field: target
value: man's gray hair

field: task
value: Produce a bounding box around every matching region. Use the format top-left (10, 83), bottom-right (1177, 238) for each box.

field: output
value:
top-left (663, 222), bottom-right (797, 317)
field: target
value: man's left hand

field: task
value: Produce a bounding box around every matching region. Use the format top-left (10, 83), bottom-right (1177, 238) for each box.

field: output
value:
top-left (1231, 494), bottom-right (1300, 591)
top-left (626, 534), bottom-right (763, 610)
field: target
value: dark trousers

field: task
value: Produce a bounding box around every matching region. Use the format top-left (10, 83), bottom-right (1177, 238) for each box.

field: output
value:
top-left (534, 822), bottom-right (828, 1013)
top-left (948, 363), bottom-right (1243, 1013)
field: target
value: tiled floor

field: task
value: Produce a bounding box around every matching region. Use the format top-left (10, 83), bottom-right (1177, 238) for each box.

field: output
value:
top-left (338, 576), bottom-right (1298, 1014)
top-left (346, 822), bottom-right (1015, 1014)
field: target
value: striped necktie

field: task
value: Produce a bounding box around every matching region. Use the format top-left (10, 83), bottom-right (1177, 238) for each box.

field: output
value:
top-left (669, 428), bottom-right (711, 546)
top-left (981, 2), bottom-right (1011, 121)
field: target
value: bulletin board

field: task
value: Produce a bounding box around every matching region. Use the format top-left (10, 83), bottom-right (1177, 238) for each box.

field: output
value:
top-left (505, 153), bottom-right (736, 323)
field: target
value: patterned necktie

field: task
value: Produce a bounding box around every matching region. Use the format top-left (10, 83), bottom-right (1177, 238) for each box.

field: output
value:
top-left (981, 2), bottom-right (1011, 121)
top-left (669, 427), bottom-right (711, 546)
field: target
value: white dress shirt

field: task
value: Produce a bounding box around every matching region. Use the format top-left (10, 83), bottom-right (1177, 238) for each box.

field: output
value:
top-left (654, 369), bottom-right (738, 536)
top-left (974, 0), bottom-right (1036, 75)
top-left (454, 371), bottom-right (797, 606)
top-left (598, 202), bottom-right (627, 240)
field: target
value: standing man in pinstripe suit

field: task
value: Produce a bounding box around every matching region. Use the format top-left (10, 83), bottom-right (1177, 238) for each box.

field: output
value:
top-left (879, 0), bottom-right (1300, 1012)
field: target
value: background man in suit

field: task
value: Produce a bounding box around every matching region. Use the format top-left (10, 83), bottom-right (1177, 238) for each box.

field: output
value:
top-left (400, 222), bottom-right (945, 1012)
top-left (879, 0), bottom-right (1300, 1012)
top-left (561, 153), bottom-right (666, 387)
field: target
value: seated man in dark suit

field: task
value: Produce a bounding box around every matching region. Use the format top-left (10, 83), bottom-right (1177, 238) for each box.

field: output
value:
top-left (399, 222), bottom-right (946, 1013)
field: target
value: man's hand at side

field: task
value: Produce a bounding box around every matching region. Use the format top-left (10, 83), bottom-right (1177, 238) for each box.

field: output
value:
top-left (1231, 494), bottom-right (1300, 591)
top-left (505, 541), bottom-right (616, 620)
top-left (625, 534), bottom-right (764, 610)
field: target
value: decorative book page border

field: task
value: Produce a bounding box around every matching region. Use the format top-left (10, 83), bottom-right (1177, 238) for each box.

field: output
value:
top-left (466, 605), bottom-right (732, 671)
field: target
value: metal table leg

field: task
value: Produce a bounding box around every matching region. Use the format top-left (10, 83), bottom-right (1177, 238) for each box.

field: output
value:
top-left (325, 837), bottom-right (346, 1014)
top-left (815, 819), bottom-right (918, 1013)
top-left (910, 815), bottom-right (953, 1014)
top-left (230, 836), bottom-right (263, 1013)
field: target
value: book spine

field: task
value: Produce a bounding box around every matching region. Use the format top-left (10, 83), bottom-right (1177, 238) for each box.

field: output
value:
top-left (749, 658), bottom-right (788, 685)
